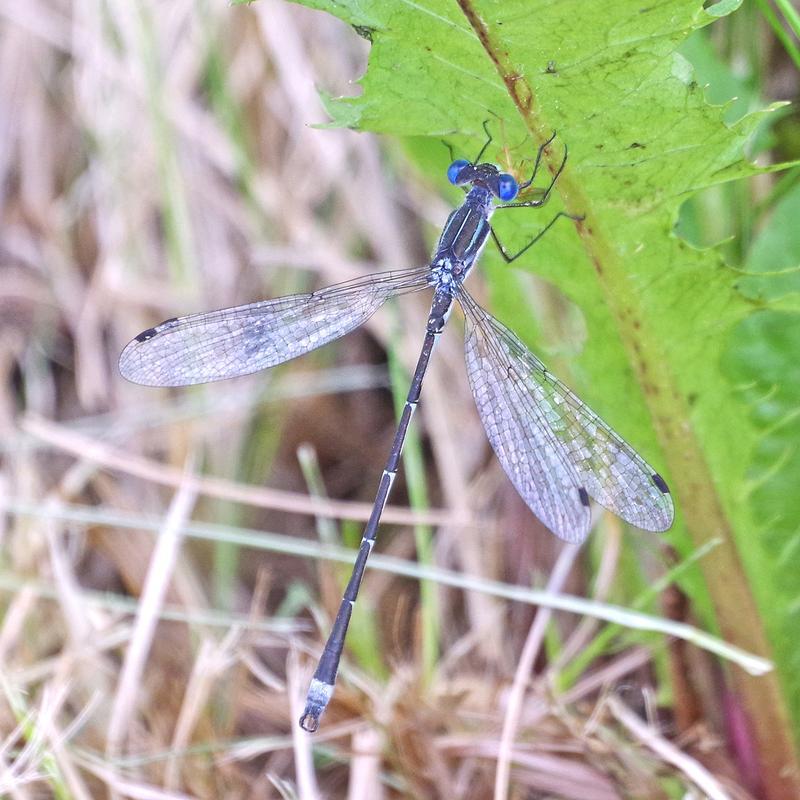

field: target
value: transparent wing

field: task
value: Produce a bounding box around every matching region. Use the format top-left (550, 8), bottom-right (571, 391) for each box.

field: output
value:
top-left (119, 268), bottom-right (432, 386)
top-left (459, 290), bottom-right (590, 542)
top-left (458, 288), bottom-right (674, 542)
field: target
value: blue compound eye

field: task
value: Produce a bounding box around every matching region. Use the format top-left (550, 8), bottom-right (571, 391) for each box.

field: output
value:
top-left (497, 173), bottom-right (519, 202)
top-left (447, 159), bottom-right (470, 184)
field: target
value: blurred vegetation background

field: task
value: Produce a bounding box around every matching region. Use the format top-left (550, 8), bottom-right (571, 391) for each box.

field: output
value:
top-left (0, 0), bottom-right (798, 798)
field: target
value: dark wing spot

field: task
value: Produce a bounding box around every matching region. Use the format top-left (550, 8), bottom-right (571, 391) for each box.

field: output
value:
top-left (135, 317), bottom-right (178, 342)
top-left (135, 327), bottom-right (158, 342)
top-left (578, 487), bottom-right (590, 507)
top-left (651, 473), bottom-right (670, 494)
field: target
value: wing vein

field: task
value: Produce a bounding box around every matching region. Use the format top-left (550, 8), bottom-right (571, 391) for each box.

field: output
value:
top-left (457, 286), bottom-right (673, 537)
top-left (119, 267), bottom-right (432, 386)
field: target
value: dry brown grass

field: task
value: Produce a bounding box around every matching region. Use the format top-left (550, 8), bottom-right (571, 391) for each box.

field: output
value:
top-left (0, 0), bottom-right (760, 797)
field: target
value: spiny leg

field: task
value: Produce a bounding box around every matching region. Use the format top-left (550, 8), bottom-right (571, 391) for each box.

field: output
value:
top-left (517, 130), bottom-right (557, 191)
top-left (499, 144), bottom-right (570, 210)
top-left (441, 138), bottom-right (456, 163)
top-left (490, 210), bottom-right (584, 265)
top-left (491, 140), bottom-right (583, 264)
top-left (473, 119), bottom-right (493, 164)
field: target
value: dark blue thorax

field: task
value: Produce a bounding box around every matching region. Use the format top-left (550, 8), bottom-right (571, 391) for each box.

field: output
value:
top-left (433, 186), bottom-right (494, 270)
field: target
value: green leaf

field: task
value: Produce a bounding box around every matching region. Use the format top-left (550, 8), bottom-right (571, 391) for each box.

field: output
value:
top-left (276, 0), bottom-right (800, 789)
top-left (723, 180), bottom-right (800, 748)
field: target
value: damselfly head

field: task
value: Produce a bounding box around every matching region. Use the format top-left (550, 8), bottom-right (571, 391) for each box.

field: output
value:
top-left (447, 160), bottom-right (518, 202)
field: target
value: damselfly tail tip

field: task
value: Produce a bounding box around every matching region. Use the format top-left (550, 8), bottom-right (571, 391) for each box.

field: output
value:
top-left (299, 678), bottom-right (334, 732)
top-left (299, 711), bottom-right (319, 733)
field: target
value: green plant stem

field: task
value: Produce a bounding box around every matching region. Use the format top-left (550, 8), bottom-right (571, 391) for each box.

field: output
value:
top-left (754, 0), bottom-right (800, 72)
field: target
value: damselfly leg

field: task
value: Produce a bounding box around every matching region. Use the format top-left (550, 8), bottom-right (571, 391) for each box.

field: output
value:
top-left (490, 135), bottom-right (585, 264)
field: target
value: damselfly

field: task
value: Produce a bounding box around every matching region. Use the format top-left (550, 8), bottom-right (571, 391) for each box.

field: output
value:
top-left (119, 128), bottom-right (674, 732)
